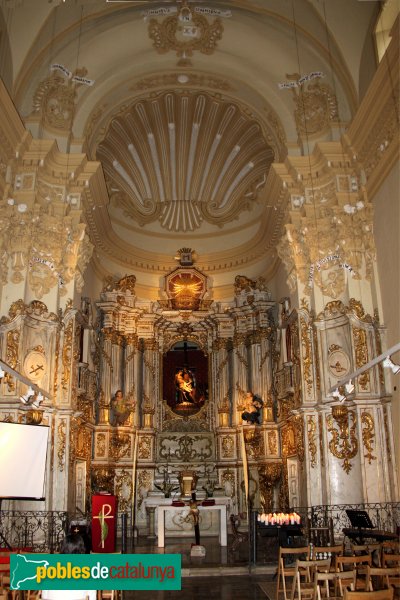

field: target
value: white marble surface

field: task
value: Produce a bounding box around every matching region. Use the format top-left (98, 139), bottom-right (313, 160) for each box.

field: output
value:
top-left (156, 503), bottom-right (227, 548)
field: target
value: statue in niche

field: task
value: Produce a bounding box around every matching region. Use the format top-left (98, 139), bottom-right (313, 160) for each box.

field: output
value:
top-left (241, 391), bottom-right (263, 425)
top-left (175, 367), bottom-right (196, 404)
top-left (109, 389), bottom-right (130, 426)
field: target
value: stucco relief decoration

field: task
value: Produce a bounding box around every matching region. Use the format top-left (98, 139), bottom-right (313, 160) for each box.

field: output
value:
top-left (159, 434), bottom-right (213, 462)
top-left (96, 91), bottom-right (274, 233)
top-left (137, 470), bottom-right (152, 511)
top-left (258, 463), bottom-right (282, 512)
top-left (281, 425), bottom-right (296, 458)
top-left (361, 411), bottom-right (376, 464)
top-left (326, 405), bottom-right (358, 474)
top-left (146, 1), bottom-right (230, 60)
top-left (61, 320), bottom-right (73, 390)
top-left (57, 419), bottom-right (67, 471)
top-left (0, 192), bottom-right (92, 298)
top-left (277, 160), bottom-right (376, 298)
top-left (115, 470), bottom-right (132, 512)
top-left (96, 433), bottom-right (106, 458)
top-left (285, 73), bottom-right (338, 138)
top-left (4, 329), bottom-right (20, 391)
top-left (352, 326), bottom-right (370, 391)
top-left (221, 435), bottom-right (234, 458)
top-left (267, 431), bottom-right (278, 455)
top-left (138, 435), bottom-right (152, 460)
top-left (307, 416), bottom-right (317, 468)
top-left (32, 68), bottom-right (89, 132)
top-left (165, 266), bottom-right (206, 311)
top-left (110, 433), bottom-right (132, 461)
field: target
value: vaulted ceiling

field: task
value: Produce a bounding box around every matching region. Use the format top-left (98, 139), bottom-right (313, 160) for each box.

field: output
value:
top-left (0, 0), bottom-right (380, 298)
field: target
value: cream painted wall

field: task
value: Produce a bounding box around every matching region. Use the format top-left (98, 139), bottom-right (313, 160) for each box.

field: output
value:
top-left (372, 161), bottom-right (400, 482)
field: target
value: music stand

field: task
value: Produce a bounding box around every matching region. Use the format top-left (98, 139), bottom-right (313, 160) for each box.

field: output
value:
top-left (346, 509), bottom-right (374, 529)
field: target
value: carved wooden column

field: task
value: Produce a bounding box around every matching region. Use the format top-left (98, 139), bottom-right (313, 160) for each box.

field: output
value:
top-left (232, 332), bottom-right (249, 425)
top-left (214, 338), bottom-right (231, 427)
top-left (124, 334), bottom-right (138, 426)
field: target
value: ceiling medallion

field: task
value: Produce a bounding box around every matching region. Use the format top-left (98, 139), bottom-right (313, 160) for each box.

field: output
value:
top-left (146, 0), bottom-right (231, 63)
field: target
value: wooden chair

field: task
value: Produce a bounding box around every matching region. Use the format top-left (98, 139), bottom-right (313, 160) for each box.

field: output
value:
top-left (365, 565), bottom-right (400, 592)
top-left (335, 554), bottom-right (372, 591)
top-left (276, 546), bottom-right (311, 600)
top-left (351, 543), bottom-right (382, 567)
top-left (229, 513), bottom-right (249, 553)
top-left (343, 588), bottom-right (394, 600)
top-left (290, 559), bottom-right (331, 600)
top-left (382, 553), bottom-right (400, 568)
top-left (313, 570), bottom-right (356, 600)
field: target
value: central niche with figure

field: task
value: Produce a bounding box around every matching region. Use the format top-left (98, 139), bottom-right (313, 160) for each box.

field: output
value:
top-left (163, 341), bottom-right (208, 417)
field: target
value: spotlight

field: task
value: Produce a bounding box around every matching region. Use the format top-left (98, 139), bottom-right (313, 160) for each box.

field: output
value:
top-left (345, 380), bottom-right (355, 394)
top-left (20, 386), bottom-right (35, 405)
top-left (383, 357), bottom-right (400, 375)
top-left (331, 388), bottom-right (346, 403)
top-left (32, 392), bottom-right (44, 409)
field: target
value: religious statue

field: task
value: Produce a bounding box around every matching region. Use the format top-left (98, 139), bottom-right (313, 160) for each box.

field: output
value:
top-left (175, 368), bottom-right (196, 404)
top-left (241, 391), bottom-right (263, 425)
top-left (109, 390), bottom-right (130, 426)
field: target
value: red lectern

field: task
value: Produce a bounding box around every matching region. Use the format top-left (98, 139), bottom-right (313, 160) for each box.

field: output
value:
top-left (91, 494), bottom-right (117, 553)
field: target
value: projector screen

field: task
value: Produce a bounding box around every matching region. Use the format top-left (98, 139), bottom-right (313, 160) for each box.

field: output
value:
top-left (0, 422), bottom-right (49, 499)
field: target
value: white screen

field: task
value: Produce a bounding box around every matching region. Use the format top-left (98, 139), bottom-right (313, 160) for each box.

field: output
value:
top-left (0, 422), bottom-right (49, 499)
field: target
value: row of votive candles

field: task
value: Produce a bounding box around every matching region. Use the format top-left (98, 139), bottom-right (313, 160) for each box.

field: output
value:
top-left (257, 511), bottom-right (301, 525)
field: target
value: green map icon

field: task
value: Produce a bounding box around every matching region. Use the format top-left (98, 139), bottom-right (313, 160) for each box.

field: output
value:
top-left (11, 554), bottom-right (49, 589)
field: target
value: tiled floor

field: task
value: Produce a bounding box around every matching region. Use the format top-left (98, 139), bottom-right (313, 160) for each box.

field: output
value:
top-left (121, 535), bottom-right (276, 599)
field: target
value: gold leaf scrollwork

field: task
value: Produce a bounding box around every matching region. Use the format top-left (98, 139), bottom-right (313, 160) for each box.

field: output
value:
top-left (307, 415), bottom-right (317, 468)
top-left (96, 433), bottom-right (106, 458)
top-left (326, 406), bottom-right (358, 474)
top-left (383, 408), bottom-right (392, 463)
top-left (268, 431), bottom-right (278, 455)
top-left (258, 463), bottom-right (282, 512)
top-left (318, 413), bottom-right (325, 467)
top-left (115, 470), bottom-right (132, 512)
top-left (361, 411), bottom-right (376, 464)
top-left (352, 326), bottom-right (370, 390)
top-left (57, 419), bottom-right (67, 471)
top-left (4, 329), bottom-right (20, 390)
top-left (61, 321), bottom-right (73, 389)
top-left (221, 435), bottom-right (234, 458)
top-left (137, 470), bottom-right (152, 511)
top-left (300, 317), bottom-right (313, 393)
top-left (138, 435), bottom-right (152, 459)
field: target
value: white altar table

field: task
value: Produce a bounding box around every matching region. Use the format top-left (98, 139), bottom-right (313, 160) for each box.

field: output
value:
top-left (156, 504), bottom-right (227, 548)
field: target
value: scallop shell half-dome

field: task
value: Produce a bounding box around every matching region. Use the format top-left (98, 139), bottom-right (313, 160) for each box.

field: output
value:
top-left (97, 90), bottom-right (274, 232)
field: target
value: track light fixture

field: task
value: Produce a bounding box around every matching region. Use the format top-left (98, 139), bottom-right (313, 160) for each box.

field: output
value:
top-left (383, 357), bottom-right (400, 375)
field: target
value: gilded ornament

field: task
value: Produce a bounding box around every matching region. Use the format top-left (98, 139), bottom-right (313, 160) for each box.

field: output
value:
top-left (221, 470), bottom-right (235, 499)
top-left (258, 463), bottom-right (282, 512)
top-left (267, 431), bottom-right (278, 455)
top-left (300, 317), bottom-right (313, 393)
top-left (281, 425), bottom-right (296, 457)
top-left (148, 9), bottom-right (224, 59)
top-left (349, 299), bottom-right (372, 323)
top-left (130, 72), bottom-right (233, 92)
top-left (138, 435), bottom-right (152, 460)
top-left (61, 321), bottom-right (73, 390)
top-left (115, 470), bottom-right (132, 512)
top-left (137, 470), bottom-right (152, 510)
top-left (307, 415), bottom-right (317, 468)
top-left (327, 406), bottom-right (358, 474)
top-left (221, 435), bottom-right (234, 458)
top-left (110, 433), bottom-right (132, 461)
top-left (96, 433), bottom-right (106, 458)
top-left (4, 329), bottom-right (20, 391)
top-left (361, 411), bottom-right (376, 464)
top-left (57, 419), bottom-right (67, 471)
top-left (352, 327), bottom-right (370, 390)
top-left (318, 413), bottom-right (325, 467)
top-left (383, 408), bottom-right (392, 463)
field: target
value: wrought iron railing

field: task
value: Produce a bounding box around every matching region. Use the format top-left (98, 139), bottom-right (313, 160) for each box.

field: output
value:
top-left (0, 510), bottom-right (68, 553)
top-left (309, 502), bottom-right (400, 537)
